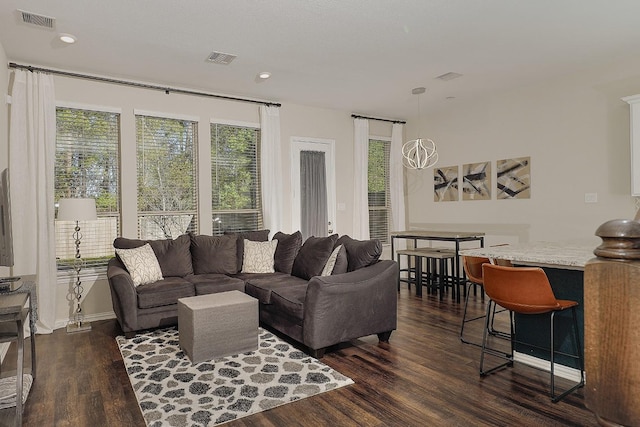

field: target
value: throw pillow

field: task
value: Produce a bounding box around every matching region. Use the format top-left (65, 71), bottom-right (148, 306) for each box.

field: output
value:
top-left (291, 234), bottom-right (338, 280)
top-left (113, 234), bottom-right (193, 277)
top-left (336, 235), bottom-right (382, 271)
top-left (321, 244), bottom-right (344, 276)
top-left (225, 230), bottom-right (270, 272)
top-left (242, 239), bottom-right (278, 273)
top-left (273, 231), bottom-right (303, 274)
top-left (190, 234), bottom-right (237, 274)
top-left (115, 243), bottom-right (163, 286)
top-left (331, 244), bottom-right (349, 275)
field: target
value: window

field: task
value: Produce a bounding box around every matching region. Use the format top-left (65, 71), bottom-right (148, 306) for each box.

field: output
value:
top-left (55, 107), bottom-right (120, 270)
top-left (368, 138), bottom-right (391, 244)
top-left (211, 123), bottom-right (262, 234)
top-left (136, 115), bottom-right (198, 239)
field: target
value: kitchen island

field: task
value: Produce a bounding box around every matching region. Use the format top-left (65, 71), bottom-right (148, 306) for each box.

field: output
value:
top-left (461, 241), bottom-right (596, 376)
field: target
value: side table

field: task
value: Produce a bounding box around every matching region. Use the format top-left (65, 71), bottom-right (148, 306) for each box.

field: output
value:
top-left (0, 280), bottom-right (37, 426)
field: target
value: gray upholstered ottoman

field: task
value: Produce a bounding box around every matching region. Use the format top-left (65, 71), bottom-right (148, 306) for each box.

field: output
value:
top-left (178, 291), bottom-right (258, 363)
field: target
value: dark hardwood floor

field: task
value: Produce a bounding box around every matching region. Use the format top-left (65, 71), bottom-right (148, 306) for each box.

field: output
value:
top-left (2, 286), bottom-right (598, 426)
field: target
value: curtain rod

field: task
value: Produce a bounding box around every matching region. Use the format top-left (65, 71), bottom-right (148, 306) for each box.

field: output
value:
top-left (351, 114), bottom-right (406, 124)
top-left (9, 62), bottom-right (282, 108)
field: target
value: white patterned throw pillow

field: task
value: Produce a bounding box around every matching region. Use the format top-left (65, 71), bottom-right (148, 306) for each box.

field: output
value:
top-left (242, 239), bottom-right (278, 273)
top-left (115, 243), bottom-right (163, 286)
top-left (321, 244), bottom-right (343, 276)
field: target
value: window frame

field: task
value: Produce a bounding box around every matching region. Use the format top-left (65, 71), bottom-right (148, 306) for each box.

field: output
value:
top-left (368, 136), bottom-right (392, 244)
top-left (135, 112), bottom-right (200, 240)
top-left (54, 103), bottom-right (122, 275)
top-left (210, 120), bottom-right (263, 235)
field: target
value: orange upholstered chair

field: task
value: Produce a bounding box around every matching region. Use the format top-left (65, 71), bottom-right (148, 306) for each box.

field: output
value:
top-left (479, 264), bottom-right (585, 402)
top-left (459, 256), bottom-right (509, 346)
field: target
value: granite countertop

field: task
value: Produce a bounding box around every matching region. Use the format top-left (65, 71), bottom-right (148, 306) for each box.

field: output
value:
top-left (460, 241), bottom-right (598, 270)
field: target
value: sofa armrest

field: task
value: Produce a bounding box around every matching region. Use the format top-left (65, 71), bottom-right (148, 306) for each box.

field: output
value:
top-left (302, 259), bottom-right (399, 350)
top-left (107, 258), bottom-right (139, 333)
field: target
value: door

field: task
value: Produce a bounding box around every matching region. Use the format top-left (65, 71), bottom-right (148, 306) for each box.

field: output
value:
top-left (291, 137), bottom-right (336, 240)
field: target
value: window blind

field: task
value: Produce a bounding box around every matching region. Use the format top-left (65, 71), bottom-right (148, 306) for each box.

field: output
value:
top-left (368, 138), bottom-right (391, 244)
top-left (136, 115), bottom-right (198, 239)
top-left (211, 123), bottom-right (263, 234)
top-left (55, 107), bottom-right (120, 270)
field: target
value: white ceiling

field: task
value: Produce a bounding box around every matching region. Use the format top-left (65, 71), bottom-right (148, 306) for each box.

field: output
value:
top-left (2, 0), bottom-right (640, 119)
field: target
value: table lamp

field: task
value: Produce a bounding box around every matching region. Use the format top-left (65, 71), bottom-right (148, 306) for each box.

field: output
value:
top-left (57, 198), bottom-right (97, 333)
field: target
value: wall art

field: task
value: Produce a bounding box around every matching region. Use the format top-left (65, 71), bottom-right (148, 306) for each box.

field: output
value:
top-left (497, 156), bottom-right (531, 199)
top-left (434, 165), bottom-right (459, 202)
top-left (462, 161), bottom-right (491, 200)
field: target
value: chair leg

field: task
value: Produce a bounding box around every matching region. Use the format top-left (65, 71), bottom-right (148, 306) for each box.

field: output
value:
top-left (460, 284), bottom-right (510, 347)
top-left (549, 307), bottom-right (585, 403)
top-left (480, 301), bottom-right (513, 376)
top-left (460, 281), bottom-right (480, 344)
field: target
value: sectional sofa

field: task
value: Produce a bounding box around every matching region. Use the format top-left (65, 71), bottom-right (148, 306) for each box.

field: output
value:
top-left (107, 230), bottom-right (399, 357)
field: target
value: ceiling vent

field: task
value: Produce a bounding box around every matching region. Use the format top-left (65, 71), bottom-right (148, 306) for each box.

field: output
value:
top-left (206, 51), bottom-right (237, 65)
top-left (435, 72), bottom-right (463, 81)
top-left (18, 9), bottom-right (55, 29)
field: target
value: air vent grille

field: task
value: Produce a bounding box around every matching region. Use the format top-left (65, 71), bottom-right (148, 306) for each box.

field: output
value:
top-left (206, 51), bottom-right (237, 65)
top-left (435, 72), bottom-right (463, 81)
top-left (19, 9), bottom-right (55, 28)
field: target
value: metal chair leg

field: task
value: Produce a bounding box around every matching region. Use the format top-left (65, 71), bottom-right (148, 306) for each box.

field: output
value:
top-left (480, 301), bottom-right (514, 376)
top-left (550, 307), bottom-right (585, 403)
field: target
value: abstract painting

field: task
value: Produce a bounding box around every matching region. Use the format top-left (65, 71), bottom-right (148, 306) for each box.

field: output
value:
top-left (462, 162), bottom-right (491, 200)
top-left (497, 156), bottom-right (531, 199)
top-left (434, 166), bottom-right (459, 202)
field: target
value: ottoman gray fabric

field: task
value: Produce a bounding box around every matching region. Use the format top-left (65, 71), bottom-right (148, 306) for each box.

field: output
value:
top-left (178, 291), bottom-right (258, 363)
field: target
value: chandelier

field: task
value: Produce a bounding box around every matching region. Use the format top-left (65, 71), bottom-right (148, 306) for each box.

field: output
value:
top-left (402, 137), bottom-right (438, 170)
top-left (403, 87), bottom-right (438, 170)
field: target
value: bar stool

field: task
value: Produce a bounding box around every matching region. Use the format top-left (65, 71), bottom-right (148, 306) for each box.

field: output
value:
top-left (396, 249), bottom-right (422, 295)
top-left (479, 264), bottom-right (585, 403)
top-left (459, 256), bottom-right (509, 346)
top-left (422, 250), bottom-right (456, 300)
top-left (396, 248), bottom-right (455, 299)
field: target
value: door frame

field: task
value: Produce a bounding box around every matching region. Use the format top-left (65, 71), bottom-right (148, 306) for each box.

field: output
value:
top-left (290, 137), bottom-right (336, 236)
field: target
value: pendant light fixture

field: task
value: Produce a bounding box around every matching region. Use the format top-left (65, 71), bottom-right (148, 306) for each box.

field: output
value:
top-left (402, 87), bottom-right (438, 170)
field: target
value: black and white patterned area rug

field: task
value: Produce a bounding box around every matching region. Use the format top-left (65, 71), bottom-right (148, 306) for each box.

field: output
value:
top-left (116, 327), bottom-right (353, 427)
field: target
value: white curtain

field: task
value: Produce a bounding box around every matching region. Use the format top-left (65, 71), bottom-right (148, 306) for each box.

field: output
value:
top-left (9, 70), bottom-right (57, 333)
top-left (353, 118), bottom-right (370, 239)
top-left (259, 105), bottom-right (283, 235)
top-left (390, 123), bottom-right (407, 260)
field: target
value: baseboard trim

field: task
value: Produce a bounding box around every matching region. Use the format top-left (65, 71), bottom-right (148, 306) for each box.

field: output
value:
top-left (54, 311), bottom-right (116, 331)
top-left (513, 351), bottom-right (584, 382)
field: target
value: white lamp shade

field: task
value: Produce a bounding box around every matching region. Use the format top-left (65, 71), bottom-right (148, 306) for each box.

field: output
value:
top-left (57, 198), bottom-right (98, 221)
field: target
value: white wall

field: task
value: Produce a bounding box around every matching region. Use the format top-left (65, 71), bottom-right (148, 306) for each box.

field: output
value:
top-left (405, 57), bottom-right (640, 247)
top-left (48, 74), bottom-right (395, 326)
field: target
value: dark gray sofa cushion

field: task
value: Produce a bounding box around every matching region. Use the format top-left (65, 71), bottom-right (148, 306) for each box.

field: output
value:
top-left (273, 231), bottom-right (303, 274)
top-left (291, 234), bottom-right (338, 280)
top-left (114, 234), bottom-right (193, 277)
top-left (225, 230), bottom-right (270, 272)
top-left (136, 277), bottom-right (195, 309)
top-left (190, 234), bottom-right (237, 274)
top-left (186, 273), bottom-right (246, 295)
top-left (245, 274), bottom-right (308, 304)
top-left (270, 285), bottom-right (308, 322)
top-left (335, 235), bottom-right (382, 272)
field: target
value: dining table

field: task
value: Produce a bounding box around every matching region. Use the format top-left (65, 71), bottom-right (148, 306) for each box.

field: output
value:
top-left (390, 230), bottom-right (485, 302)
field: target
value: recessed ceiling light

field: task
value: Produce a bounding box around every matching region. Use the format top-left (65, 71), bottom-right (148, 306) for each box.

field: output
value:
top-left (59, 33), bottom-right (76, 44)
top-left (258, 72), bottom-right (271, 80)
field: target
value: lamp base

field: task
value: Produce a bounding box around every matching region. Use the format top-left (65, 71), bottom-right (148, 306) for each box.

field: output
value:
top-left (66, 321), bottom-right (91, 334)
